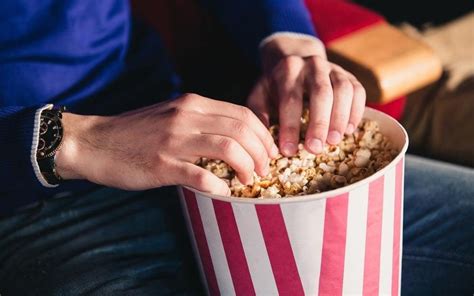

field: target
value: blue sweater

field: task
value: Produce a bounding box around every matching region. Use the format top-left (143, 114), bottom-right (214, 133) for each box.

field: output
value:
top-left (0, 0), bottom-right (316, 214)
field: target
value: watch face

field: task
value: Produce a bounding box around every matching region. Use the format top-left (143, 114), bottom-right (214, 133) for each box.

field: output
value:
top-left (37, 110), bottom-right (63, 159)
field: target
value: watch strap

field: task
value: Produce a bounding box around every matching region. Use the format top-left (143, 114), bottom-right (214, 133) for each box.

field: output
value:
top-left (37, 156), bottom-right (62, 185)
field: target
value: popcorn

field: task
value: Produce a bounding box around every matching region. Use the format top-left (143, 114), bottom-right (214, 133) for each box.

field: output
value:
top-left (197, 112), bottom-right (398, 198)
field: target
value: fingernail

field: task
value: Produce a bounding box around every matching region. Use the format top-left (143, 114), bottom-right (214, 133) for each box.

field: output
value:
top-left (271, 144), bottom-right (279, 158)
top-left (281, 142), bottom-right (297, 156)
top-left (327, 131), bottom-right (341, 144)
top-left (346, 123), bottom-right (355, 134)
top-left (307, 138), bottom-right (323, 154)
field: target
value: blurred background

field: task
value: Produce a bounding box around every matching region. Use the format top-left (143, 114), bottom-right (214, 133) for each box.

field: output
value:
top-left (356, 0), bottom-right (473, 26)
top-left (131, 0), bottom-right (474, 168)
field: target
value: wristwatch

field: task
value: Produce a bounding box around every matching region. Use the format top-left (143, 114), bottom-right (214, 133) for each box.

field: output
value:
top-left (36, 106), bottom-right (66, 185)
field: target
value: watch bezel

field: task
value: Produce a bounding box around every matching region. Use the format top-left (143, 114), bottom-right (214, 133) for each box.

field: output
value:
top-left (37, 107), bottom-right (65, 160)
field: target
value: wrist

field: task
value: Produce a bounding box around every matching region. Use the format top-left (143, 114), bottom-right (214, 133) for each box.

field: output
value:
top-left (260, 34), bottom-right (327, 70)
top-left (55, 112), bottom-right (100, 181)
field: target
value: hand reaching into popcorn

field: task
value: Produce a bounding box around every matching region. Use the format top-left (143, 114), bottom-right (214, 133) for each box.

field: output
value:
top-left (54, 36), bottom-right (366, 197)
top-left (248, 35), bottom-right (366, 156)
top-left (55, 94), bottom-right (278, 196)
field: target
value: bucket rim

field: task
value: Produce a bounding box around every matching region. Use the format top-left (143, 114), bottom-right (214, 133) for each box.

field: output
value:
top-left (180, 107), bottom-right (409, 204)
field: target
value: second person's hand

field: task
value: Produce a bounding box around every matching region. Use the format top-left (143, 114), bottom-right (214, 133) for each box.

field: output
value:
top-left (247, 35), bottom-right (366, 156)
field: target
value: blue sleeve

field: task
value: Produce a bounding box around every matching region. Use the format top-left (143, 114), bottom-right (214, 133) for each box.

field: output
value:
top-left (0, 105), bottom-right (48, 213)
top-left (200, 0), bottom-right (317, 62)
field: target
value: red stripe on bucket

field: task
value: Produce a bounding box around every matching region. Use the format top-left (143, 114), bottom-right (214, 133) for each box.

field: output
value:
top-left (212, 199), bottom-right (256, 296)
top-left (363, 176), bottom-right (385, 295)
top-left (318, 193), bottom-right (349, 296)
top-left (183, 189), bottom-right (219, 296)
top-left (392, 160), bottom-right (404, 295)
top-left (256, 204), bottom-right (304, 296)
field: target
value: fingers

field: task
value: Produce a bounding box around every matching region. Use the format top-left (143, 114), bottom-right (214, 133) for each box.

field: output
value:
top-left (305, 56), bottom-right (333, 153)
top-left (305, 59), bottom-right (366, 151)
top-left (327, 68), bottom-right (353, 144)
top-left (247, 78), bottom-right (271, 127)
top-left (197, 114), bottom-right (270, 177)
top-left (176, 94), bottom-right (278, 159)
top-left (345, 74), bottom-right (366, 134)
top-left (180, 163), bottom-right (231, 196)
top-left (272, 56), bottom-right (305, 156)
top-left (186, 134), bottom-right (255, 185)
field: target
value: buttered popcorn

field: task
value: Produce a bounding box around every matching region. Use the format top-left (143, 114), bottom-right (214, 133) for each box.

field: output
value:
top-left (198, 111), bottom-right (398, 198)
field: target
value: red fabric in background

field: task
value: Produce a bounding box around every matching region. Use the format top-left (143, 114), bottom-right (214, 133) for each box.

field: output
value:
top-left (304, 0), bottom-right (384, 44)
top-left (130, 0), bottom-right (406, 120)
top-left (366, 98), bottom-right (406, 121)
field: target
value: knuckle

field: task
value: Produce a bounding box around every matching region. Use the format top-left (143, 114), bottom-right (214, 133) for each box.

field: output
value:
top-left (282, 93), bottom-right (300, 104)
top-left (155, 152), bottom-right (170, 166)
top-left (310, 55), bottom-right (324, 64)
top-left (310, 56), bottom-right (329, 70)
top-left (281, 125), bottom-right (300, 137)
top-left (332, 75), bottom-right (351, 90)
top-left (217, 137), bottom-right (237, 155)
top-left (311, 119), bottom-right (330, 131)
top-left (178, 93), bottom-right (200, 107)
top-left (275, 56), bottom-right (303, 78)
top-left (170, 106), bottom-right (187, 117)
top-left (232, 120), bottom-right (249, 136)
top-left (313, 86), bottom-right (333, 102)
top-left (167, 107), bottom-right (188, 126)
top-left (239, 106), bottom-right (254, 121)
top-left (195, 171), bottom-right (212, 188)
top-left (280, 56), bottom-right (300, 70)
top-left (352, 80), bottom-right (364, 90)
top-left (353, 83), bottom-right (366, 98)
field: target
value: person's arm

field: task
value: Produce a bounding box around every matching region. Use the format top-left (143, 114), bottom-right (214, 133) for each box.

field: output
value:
top-left (200, 0), bottom-right (318, 62)
top-left (200, 0), bottom-right (366, 157)
top-left (55, 94), bottom-right (278, 194)
top-left (2, 94), bottom-right (279, 214)
top-left (0, 105), bottom-right (56, 211)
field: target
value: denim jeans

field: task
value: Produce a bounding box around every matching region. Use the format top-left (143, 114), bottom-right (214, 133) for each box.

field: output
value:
top-left (0, 155), bottom-right (473, 295)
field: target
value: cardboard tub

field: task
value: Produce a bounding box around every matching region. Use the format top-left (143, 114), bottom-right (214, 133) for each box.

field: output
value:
top-left (178, 107), bottom-right (409, 296)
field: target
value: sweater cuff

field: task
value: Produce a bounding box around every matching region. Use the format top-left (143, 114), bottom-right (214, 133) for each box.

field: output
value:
top-left (259, 32), bottom-right (322, 49)
top-left (31, 104), bottom-right (57, 188)
top-left (252, 2), bottom-right (317, 63)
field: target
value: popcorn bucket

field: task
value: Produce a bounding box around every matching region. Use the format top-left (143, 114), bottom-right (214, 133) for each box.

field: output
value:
top-left (178, 107), bottom-right (408, 296)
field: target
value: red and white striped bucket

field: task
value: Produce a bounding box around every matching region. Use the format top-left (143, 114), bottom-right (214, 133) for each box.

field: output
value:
top-left (178, 108), bottom-right (408, 296)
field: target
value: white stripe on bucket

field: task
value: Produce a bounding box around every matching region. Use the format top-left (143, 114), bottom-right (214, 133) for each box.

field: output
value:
top-left (178, 190), bottom-right (209, 295)
top-left (398, 159), bottom-right (406, 296)
top-left (232, 203), bottom-right (278, 295)
top-left (379, 165), bottom-right (396, 295)
top-left (281, 199), bottom-right (327, 295)
top-left (342, 184), bottom-right (369, 295)
top-left (196, 197), bottom-right (235, 296)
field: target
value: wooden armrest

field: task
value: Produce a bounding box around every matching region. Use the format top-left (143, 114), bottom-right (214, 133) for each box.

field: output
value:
top-left (326, 22), bottom-right (442, 103)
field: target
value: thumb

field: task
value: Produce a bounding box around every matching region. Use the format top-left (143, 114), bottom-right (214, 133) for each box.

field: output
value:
top-left (181, 163), bottom-right (231, 196)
